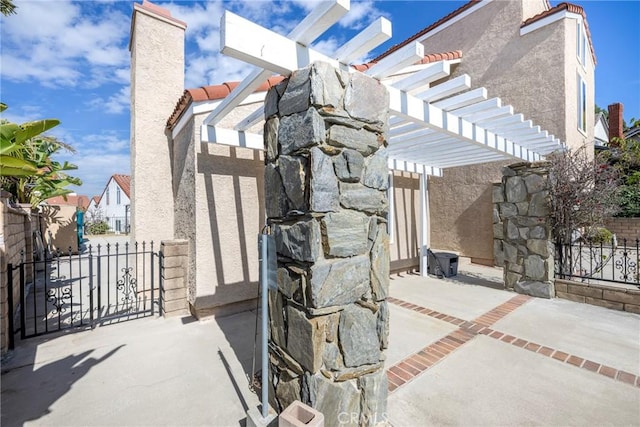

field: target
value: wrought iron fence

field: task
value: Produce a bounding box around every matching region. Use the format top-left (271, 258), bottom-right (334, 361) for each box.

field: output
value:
top-left (555, 238), bottom-right (640, 288)
top-left (8, 241), bottom-right (160, 340)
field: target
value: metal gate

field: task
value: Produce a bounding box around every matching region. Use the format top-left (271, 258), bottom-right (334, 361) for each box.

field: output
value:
top-left (7, 241), bottom-right (162, 340)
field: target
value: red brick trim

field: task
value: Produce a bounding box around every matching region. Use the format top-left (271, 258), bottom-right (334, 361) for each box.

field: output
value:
top-left (386, 295), bottom-right (640, 392)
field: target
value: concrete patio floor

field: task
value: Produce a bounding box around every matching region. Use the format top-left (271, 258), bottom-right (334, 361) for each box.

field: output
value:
top-left (2, 262), bottom-right (639, 426)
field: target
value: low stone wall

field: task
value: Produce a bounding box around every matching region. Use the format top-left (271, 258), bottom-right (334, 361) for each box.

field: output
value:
top-left (0, 197), bottom-right (34, 355)
top-left (160, 240), bottom-right (189, 317)
top-left (603, 217), bottom-right (640, 242)
top-left (555, 279), bottom-right (640, 314)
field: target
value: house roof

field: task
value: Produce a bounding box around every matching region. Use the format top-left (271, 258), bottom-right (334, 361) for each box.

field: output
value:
top-left (166, 51), bottom-right (463, 130)
top-left (112, 174), bottom-right (131, 198)
top-left (522, 2), bottom-right (596, 64)
top-left (626, 126), bottom-right (640, 139)
top-left (45, 194), bottom-right (90, 209)
top-left (91, 195), bottom-right (101, 205)
top-left (373, 1), bottom-right (594, 64)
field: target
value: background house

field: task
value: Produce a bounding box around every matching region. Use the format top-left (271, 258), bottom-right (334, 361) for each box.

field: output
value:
top-left (89, 174), bottom-right (131, 234)
top-left (372, 0), bottom-right (596, 265)
top-left (129, 0), bottom-right (590, 317)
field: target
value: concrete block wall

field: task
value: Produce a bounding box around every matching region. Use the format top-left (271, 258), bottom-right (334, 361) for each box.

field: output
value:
top-left (603, 217), bottom-right (640, 242)
top-left (555, 279), bottom-right (640, 314)
top-left (160, 240), bottom-right (189, 317)
top-left (0, 197), bottom-right (33, 355)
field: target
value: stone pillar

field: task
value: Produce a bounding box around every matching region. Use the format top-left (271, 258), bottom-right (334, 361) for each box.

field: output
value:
top-left (160, 240), bottom-right (189, 316)
top-left (264, 62), bottom-right (390, 426)
top-left (493, 162), bottom-right (555, 298)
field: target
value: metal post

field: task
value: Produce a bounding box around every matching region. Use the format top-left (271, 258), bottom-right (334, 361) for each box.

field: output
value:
top-left (419, 172), bottom-right (430, 276)
top-left (89, 252), bottom-right (94, 328)
top-left (7, 264), bottom-right (15, 350)
top-left (20, 263), bottom-right (27, 338)
top-left (260, 234), bottom-right (268, 419)
top-left (151, 242), bottom-right (155, 316)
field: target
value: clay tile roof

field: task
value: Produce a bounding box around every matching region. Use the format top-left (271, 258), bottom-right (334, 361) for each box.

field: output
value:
top-left (45, 194), bottom-right (90, 209)
top-left (522, 2), bottom-right (596, 64)
top-left (166, 52), bottom-right (462, 131)
top-left (92, 195), bottom-right (101, 205)
top-left (373, 1), bottom-right (480, 62)
top-left (112, 174), bottom-right (131, 198)
top-left (137, 0), bottom-right (186, 27)
top-left (166, 76), bottom-right (286, 130)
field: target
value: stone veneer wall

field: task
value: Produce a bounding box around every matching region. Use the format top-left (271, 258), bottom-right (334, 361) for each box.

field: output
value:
top-left (493, 162), bottom-right (555, 298)
top-left (264, 62), bottom-right (389, 426)
top-left (0, 195), bottom-right (35, 355)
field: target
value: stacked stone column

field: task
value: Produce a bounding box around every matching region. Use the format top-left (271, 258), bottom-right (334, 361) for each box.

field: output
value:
top-left (493, 162), bottom-right (555, 298)
top-left (264, 62), bottom-right (389, 426)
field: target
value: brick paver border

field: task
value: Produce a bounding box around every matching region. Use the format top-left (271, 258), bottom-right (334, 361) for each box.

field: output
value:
top-left (386, 295), bottom-right (640, 392)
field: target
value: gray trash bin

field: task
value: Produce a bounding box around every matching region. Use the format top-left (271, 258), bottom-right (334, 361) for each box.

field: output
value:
top-left (428, 251), bottom-right (458, 278)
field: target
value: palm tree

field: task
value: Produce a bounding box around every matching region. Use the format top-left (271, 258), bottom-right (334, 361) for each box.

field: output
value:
top-left (1, 0), bottom-right (17, 16)
top-left (1, 103), bottom-right (82, 206)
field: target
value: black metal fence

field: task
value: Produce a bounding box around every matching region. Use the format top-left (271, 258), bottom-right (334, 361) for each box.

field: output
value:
top-left (555, 238), bottom-right (640, 288)
top-left (8, 241), bottom-right (161, 340)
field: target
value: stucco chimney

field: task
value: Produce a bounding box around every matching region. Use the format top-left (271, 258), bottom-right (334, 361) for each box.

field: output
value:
top-left (129, 1), bottom-right (186, 244)
top-left (608, 102), bottom-right (624, 145)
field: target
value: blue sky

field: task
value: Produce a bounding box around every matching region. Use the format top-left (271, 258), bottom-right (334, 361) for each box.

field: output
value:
top-left (1, 0), bottom-right (639, 198)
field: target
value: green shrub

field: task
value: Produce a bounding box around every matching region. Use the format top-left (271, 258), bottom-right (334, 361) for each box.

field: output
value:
top-left (616, 184), bottom-right (640, 217)
top-left (87, 221), bottom-right (109, 235)
top-left (584, 227), bottom-right (613, 244)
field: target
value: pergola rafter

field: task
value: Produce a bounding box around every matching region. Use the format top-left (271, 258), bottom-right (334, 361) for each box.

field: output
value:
top-left (190, 0), bottom-right (566, 276)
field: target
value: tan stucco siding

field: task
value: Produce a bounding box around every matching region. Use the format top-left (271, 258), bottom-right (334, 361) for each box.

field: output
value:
top-left (172, 122), bottom-right (197, 302)
top-left (563, 18), bottom-right (595, 151)
top-left (189, 114), bottom-right (264, 316)
top-left (411, 1), bottom-right (590, 262)
top-left (389, 171), bottom-right (421, 272)
top-left (130, 9), bottom-right (185, 245)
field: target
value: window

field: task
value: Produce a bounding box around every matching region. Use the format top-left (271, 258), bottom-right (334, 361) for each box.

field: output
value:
top-left (115, 219), bottom-right (122, 232)
top-left (117, 187), bottom-right (121, 205)
top-left (106, 188), bottom-right (110, 205)
top-left (576, 20), bottom-right (586, 67)
top-left (577, 74), bottom-right (587, 133)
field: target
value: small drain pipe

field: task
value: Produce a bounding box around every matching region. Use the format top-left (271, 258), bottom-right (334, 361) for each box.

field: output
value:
top-left (259, 233), bottom-right (268, 419)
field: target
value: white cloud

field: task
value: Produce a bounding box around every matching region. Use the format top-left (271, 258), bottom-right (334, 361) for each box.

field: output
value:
top-left (1, 0), bottom-right (129, 88)
top-left (85, 85), bottom-right (130, 115)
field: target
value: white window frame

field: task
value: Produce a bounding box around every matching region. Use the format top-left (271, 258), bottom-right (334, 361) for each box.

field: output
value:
top-left (577, 73), bottom-right (587, 134)
top-left (576, 20), bottom-right (586, 68)
top-left (106, 188), bottom-right (110, 205)
top-left (117, 187), bottom-right (121, 205)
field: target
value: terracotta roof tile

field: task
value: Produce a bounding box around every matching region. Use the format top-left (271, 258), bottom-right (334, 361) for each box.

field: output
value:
top-left (137, 0), bottom-right (186, 28)
top-left (166, 75), bottom-right (286, 130)
top-left (166, 52), bottom-right (461, 130)
top-left (522, 2), bottom-right (596, 64)
top-left (45, 194), bottom-right (90, 209)
top-left (91, 195), bottom-right (101, 205)
top-left (112, 174), bottom-right (131, 198)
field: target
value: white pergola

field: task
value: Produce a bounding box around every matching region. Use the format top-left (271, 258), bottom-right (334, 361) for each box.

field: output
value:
top-left (195, 0), bottom-right (565, 276)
